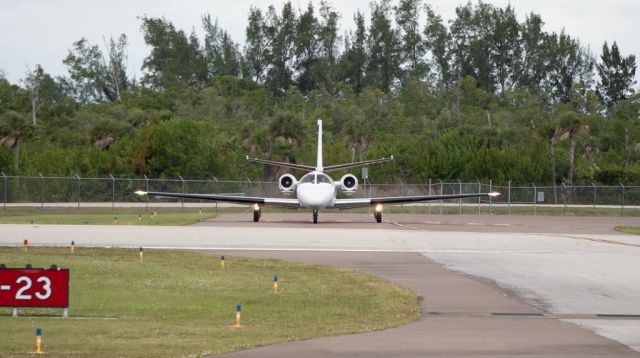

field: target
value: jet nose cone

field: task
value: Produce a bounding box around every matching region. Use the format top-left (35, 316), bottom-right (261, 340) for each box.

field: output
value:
top-left (305, 197), bottom-right (328, 207)
top-left (297, 184), bottom-right (334, 209)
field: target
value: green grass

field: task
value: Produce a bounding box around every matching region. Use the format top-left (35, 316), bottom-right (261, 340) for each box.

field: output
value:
top-left (1, 204), bottom-right (638, 227)
top-left (615, 226), bottom-right (640, 235)
top-left (0, 208), bottom-right (214, 225)
top-left (0, 247), bottom-right (419, 357)
top-left (348, 204), bottom-right (640, 217)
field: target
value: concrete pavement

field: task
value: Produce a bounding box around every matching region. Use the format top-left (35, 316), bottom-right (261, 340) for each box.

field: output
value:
top-left (213, 251), bottom-right (637, 357)
top-left (1, 213), bottom-right (639, 355)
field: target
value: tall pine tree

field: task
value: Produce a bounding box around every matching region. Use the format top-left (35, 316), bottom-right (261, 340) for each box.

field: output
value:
top-left (596, 41), bottom-right (637, 111)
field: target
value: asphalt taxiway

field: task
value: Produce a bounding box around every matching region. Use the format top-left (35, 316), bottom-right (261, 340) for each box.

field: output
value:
top-left (1, 212), bottom-right (639, 356)
top-left (214, 251), bottom-right (637, 358)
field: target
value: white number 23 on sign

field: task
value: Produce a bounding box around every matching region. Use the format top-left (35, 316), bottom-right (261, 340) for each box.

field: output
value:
top-left (15, 276), bottom-right (52, 300)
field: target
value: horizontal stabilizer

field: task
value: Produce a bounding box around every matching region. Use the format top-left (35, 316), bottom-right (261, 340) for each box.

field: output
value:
top-left (246, 155), bottom-right (394, 172)
top-left (323, 156), bottom-right (394, 172)
top-left (245, 156), bottom-right (315, 171)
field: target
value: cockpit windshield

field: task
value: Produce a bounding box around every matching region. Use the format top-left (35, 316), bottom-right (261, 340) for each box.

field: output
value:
top-left (300, 173), bottom-right (315, 184)
top-left (300, 173), bottom-right (333, 184)
top-left (316, 173), bottom-right (332, 184)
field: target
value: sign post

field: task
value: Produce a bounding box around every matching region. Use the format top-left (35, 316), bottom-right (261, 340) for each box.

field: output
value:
top-left (0, 266), bottom-right (70, 317)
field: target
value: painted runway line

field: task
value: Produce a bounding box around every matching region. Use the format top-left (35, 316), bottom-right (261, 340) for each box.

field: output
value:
top-left (423, 220), bottom-right (524, 227)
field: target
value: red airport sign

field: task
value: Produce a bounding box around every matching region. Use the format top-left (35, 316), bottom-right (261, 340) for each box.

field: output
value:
top-left (0, 268), bottom-right (69, 307)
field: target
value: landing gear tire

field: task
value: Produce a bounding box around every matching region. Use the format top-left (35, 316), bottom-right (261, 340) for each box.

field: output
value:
top-left (375, 211), bottom-right (382, 223)
top-left (253, 209), bottom-right (261, 222)
top-left (312, 209), bottom-right (318, 224)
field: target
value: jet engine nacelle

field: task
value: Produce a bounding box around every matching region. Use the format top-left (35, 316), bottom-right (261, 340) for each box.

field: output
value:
top-left (278, 174), bottom-right (298, 195)
top-left (340, 174), bottom-right (358, 195)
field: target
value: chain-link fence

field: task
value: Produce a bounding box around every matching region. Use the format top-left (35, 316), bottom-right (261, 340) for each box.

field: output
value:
top-left (2, 173), bottom-right (640, 216)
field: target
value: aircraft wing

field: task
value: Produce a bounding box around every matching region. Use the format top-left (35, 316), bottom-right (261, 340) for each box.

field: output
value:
top-left (135, 191), bottom-right (301, 208)
top-left (333, 192), bottom-right (499, 209)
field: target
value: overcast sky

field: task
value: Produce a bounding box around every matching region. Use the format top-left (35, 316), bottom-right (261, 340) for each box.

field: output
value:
top-left (1, 0), bottom-right (638, 84)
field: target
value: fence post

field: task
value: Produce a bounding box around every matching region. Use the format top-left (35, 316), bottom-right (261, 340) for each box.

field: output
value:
top-left (39, 173), bottom-right (44, 210)
top-left (400, 181), bottom-right (404, 214)
top-left (477, 180), bottom-right (481, 215)
top-left (144, 175), bottom-right (149, 212)
top-left (2, 171), bottom-right (6, 210)
top-left (592, 182), bottom-right (596, 216)
top-left (369, 179), bottom-right (372, 214)
top-left (75, 174), bottom-right (81, 210)
top-left (428, 178), bottom-right (432, 215)
top-left (458, 179), bottom-right (462, 215)
top-left (109, 174), bottom-right (115, 210)
top-left (439, 180), bottom-right (443, 215)
top-left (362, 176), bottom-right (366, 199)
top-left (489, 179), bottom-right (493, 215)
top-left (508, 180), bottom-right (511, 216)
top-left (563, 183), bottom-right (567, 216)
top-left (213, 177), bottom-right (219, 213)
top-left (621, 183), bottom-right (625, 217)
top-left (533, 184), bottom-right (537, 216)
top-left (179, 176), bottom-right (185, 212)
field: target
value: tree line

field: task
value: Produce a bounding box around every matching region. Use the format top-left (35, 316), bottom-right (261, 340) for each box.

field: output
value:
top-left (0, 0), bottom-right (638, 186)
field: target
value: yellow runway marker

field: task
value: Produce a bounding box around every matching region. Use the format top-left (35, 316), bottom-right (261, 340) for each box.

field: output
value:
top-left (234, 305), bottom-right (241, 327)
top-left (34, 328), bottom-right (44, 354)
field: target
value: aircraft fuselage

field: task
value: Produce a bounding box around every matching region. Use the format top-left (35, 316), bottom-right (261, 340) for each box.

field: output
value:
top-left (296, 171), bottom-right (336, 209)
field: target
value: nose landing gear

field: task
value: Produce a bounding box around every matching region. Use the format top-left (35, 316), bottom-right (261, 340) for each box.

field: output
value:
top-left (312, 209), bottom-right (318, 224)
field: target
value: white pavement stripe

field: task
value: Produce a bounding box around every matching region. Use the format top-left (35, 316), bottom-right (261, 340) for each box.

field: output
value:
top-left (150, 248), bottom-right (595, 255)
top-left (381, 217), bottom-right (421, 230)
top-left (421, 221), bottom-right (522, 227)
top-left (0, 244), bottom-right (592, 255)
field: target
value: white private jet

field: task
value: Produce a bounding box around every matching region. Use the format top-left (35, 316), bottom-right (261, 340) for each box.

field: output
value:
top-left (135, 120), bottom-right (499, 223)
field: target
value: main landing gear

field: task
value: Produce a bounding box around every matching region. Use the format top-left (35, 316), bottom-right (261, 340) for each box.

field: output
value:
top-left (253, 204), bottom-right (261, 222)
top-left (312, 209), bottom-right (319, 224)
top-left (374, 204), bottom-right (383, 223)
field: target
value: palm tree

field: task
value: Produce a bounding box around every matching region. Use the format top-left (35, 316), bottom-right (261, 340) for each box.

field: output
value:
top-left (344, 115), bottom-right (372, 162)
top-left (537, 123), bottom-right (560, 203)
top-left (556, 111), bottom-right (589, 202)
top-left (264, 111), bottom-right (305, 179)
top-left (0, 111), bottom-right (32, 172)
top-left (268, 111), bottom-right (305, 149)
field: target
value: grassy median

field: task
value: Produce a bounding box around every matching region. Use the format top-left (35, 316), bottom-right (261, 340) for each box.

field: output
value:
top-left (0, 247), bottom-right (419, 357)
top-left (0, 208), bottom-right (214, 226)
top-left (615, 226), bottom-right (640, 235)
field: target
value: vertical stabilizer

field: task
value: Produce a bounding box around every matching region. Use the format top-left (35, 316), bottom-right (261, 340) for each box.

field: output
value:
top-left (316, 119), bottom-right (323, 172)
